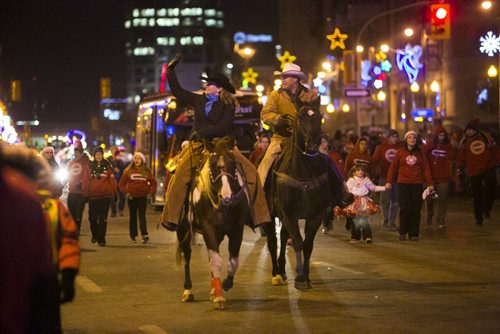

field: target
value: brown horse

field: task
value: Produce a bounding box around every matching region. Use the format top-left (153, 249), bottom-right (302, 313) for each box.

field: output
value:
top-left (176, 136), bottom-right (250, 309)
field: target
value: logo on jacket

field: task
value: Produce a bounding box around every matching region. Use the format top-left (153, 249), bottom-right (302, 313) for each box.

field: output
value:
top-left (469, 140), bottom-right (485, 155)
top-left (431, 149), bottom-right (447, 158)
top-left (353, 158), bottom-right (370, 166)
top-left (384, 148), bottom-right (397, 162)
top-left (130, 173), bottom-right (147, 181)
top-left (70, 164), bottom-right (82, 176)
top-left (405, 154), bottom-right (418, 166)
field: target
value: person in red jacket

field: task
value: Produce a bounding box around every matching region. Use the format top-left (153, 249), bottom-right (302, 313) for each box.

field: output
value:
top-left (424, 126), bottom-right (456, 228)
top-left (88, 146), bottom-right (117, 246)
top-left (119, 152), bottom-right (157, 243)
top-left (456, 118), bottom-right (498, 226)
top-left (66, 140), bottom-right (90, 230)
top-left (372, 129), bottom-right (401, 230)
top-left (386, 131), bottom-right (434, 241)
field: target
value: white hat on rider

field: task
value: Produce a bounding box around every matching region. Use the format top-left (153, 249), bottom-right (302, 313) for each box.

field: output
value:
top-left (274, 63), bottom-right (307, 81)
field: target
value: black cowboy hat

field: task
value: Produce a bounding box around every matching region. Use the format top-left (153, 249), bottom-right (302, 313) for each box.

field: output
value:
top-left (199, 73), bottom-right (236, 94)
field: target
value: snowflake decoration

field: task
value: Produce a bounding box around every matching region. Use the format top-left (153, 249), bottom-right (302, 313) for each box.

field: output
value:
top-left (479, 31), bottom-right (500, 57)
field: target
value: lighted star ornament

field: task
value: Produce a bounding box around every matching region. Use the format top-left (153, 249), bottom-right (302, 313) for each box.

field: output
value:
top-left (326, 28), bottom-right (348, 50)
top-left (277, 51), bottom-right (297, 70)
top-left (479, 31), bottom-right (500, 57)
top-left (242, 67), bottom-right (259, 86)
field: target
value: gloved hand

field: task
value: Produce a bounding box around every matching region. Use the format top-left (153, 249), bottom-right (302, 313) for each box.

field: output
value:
top-left (59, 269), bottom-right (77, 304)
top-left (276, 115), bottom-right (292, 129)
top-left (167, 53), bottom-right (182, 72)
top-left (273, 115), bottom-right (292, 137)
top-left (189, 131), bottom-right (202, 141)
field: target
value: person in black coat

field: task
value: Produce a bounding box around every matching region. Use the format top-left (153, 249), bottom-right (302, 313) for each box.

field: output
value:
top-left (160, 54), bottom-right (270, 231)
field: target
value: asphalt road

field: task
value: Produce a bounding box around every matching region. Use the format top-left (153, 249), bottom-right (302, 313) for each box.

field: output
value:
top-left (61, 196), bottom-right (500, 334)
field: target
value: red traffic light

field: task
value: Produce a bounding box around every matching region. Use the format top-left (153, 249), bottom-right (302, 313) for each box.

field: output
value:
top-left (430, 4), bottom-right (451, 39)
top-left (435, 7), bottom-right (448, 20)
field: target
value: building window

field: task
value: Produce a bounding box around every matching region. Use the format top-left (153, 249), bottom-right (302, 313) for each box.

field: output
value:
top-left (157, 18), bottom-right (179, 26)
top-left (133, 9), bottom-right (140, 17)
top-left (180, 36), bottom-right (204, 45)
top-left (134, 47), bottom-right (155, 56)
top-left (124, 20), bottom-right (131, 29)
top-left (141, 8), bottom-right (155, 17)
top-left (216, 10), bottom-right (224, 18)
top-left (204, 9), bottom-right (216, 17)
top-left (133, 18), bottom-right (148, 27)
top-left (181, 8), bottom-right (202, 16)
top-left (157, 37), bottom-right (177, 46)
top-left (148, 18), bottom-right (155, 27)
top-left (205, 19), bottom-right (216, 27)
top-left (182, 18), bottom-right (194, 26)
top-left (217, 20), bottom-right (224, 28)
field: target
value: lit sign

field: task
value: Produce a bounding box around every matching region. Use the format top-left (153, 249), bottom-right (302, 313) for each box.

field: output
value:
top-left (411, 108), bottom-right (433, 118)
top-left (104, 108), bottom-right (121, 120)
top-left (396, 44), bottom-right (423, 83)
top-left (233, 31), bottom-right (273, 44)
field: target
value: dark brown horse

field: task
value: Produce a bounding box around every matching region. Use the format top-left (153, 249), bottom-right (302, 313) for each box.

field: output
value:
top-left (176, 137), bottom-right (249, 309)
top-left (268, 106), bottom-right (348, 290)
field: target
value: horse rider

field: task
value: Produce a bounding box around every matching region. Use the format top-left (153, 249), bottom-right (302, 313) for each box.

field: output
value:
top-left (160, 54), bottom-right (271, 231)
top-left (257, 63), bottom-right (349, 203)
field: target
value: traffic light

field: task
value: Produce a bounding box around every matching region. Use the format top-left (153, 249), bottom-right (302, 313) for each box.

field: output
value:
top-left (100, 77), bottom-right (111, 99)
top-left (11, 80), bottom-right (21, 102)
top-left (430, 4), bottom-right (451, 40)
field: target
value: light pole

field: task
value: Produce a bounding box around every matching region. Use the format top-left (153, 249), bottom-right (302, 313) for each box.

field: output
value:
top-left (353, 1), bottom-right (433, 136)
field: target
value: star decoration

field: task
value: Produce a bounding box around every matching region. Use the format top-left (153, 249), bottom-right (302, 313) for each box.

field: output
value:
top-left (242, 67), bottom-right (259, 85)
top-left (326, 28), bottom-right (348, 50)
top-left (375, 51), bottom-right (387, 62)
top-left (277, 51), bottom-right (297, 69)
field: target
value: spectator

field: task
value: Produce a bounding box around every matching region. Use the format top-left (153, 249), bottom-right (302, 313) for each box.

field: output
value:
top-left (386, 131), bottom-right (434, 241)
top-left (424, 125), bottom-right (456, 228)
top-left (66, 140), bottom-right (90, 230)
top-left (372, 129), bottom-right (401, 230)
top-left (249, 133), bottom-right (270, 167)
top-left (119, 152), bottom-right (157, 244)
top-left (88, 147), bottom-right (117, 246)
top-left (40, 146), bottom-right (64, 197)
top-left (456, 119), bottom-right (498, 226)
top-left (110, 149), bottom-right (126, 217)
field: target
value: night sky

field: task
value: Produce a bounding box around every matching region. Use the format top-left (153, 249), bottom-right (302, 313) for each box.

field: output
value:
top-left (0, 0), bottom-right (276, 123)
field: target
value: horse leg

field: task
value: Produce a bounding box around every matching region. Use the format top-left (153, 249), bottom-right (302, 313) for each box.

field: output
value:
top-left (177, 221), bottom-right (194, 302)
top-left (208, 249), bottom-right (226, 309)
top-left (284, 217), bottom-right (307, 290)
top-left (277, 224), bottom-right (288, 282)
top-left (302, 217), bottom-right (322, 289)
top-left (264, 220), bottom-right (283, 285)
top-left (223, 226), bottom-right (243, 291)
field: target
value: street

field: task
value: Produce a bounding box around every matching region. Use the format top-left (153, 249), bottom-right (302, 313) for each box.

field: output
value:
top-left (61, 197), bottom-right (500, 334)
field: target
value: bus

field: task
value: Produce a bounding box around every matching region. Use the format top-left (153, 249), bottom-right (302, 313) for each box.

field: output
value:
top-left (135, 89), bottom-right (263, 207)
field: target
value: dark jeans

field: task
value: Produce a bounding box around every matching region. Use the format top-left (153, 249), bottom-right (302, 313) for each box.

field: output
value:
top-left (111, 188), bottom-right (126, 214)
top-left (351, 216), bottom-right (372, 240)
top-left (470, 167), bottom-right (497, 223)
top-left (67, 193), bottom-right (86, 230)
top-left (89, 198), bottom-right (111, 243)
top-left (398, 183), bottom-right (423, 238)
top-left (128, 196), bottom-right (148, 238)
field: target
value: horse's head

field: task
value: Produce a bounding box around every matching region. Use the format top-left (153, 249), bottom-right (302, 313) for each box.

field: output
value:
top-left (295, 105), bottom-right (322, 154)
top-left (204, 136), bottom-right (241, 207)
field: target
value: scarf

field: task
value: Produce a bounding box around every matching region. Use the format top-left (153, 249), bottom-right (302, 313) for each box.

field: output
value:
top-left (204, 94), bottom-right (219, 116)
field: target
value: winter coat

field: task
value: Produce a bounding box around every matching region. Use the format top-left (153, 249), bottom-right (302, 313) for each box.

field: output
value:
top-left (344, 138), bottom-right (372, 177)
top-left (371, 140), bottom-right (400, 180)
top-left (386, 146), bottom-right (433, 186)
top-left (88, 159), bottom-right (116, 199)
top-left (66, 154), bottom-right (90, 196)
top-left (456, 131), bottom-right (497, 176)
top-left (425, 141), bottom-right (456, 183)
top-left (119, 165), bottom-right (157, 197)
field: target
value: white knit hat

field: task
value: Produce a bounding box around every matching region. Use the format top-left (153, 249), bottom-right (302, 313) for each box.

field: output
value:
top-left (41, 146), bottom-right (54, 154)
top-left (404, 131), bottom-right (417, 140)
top-left (134, 152), bottom-right (146, 164)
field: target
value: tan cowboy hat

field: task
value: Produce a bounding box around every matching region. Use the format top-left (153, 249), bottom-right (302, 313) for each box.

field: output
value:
top-left (274, 63), bottom-right (307, 80)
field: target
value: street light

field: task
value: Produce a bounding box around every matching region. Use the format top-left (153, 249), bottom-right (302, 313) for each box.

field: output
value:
top-left (404, 27), bottom-right (415, 37)
top-left (481, 1), bottom-right (493, 10)
top-left (342, 103), bottom-right (350, 112)
top-left (356, 45), bottom-right (364, 53)
top-left (380, 44), bottom-right (390, 53)
top-left (410, 82), bottom-right (420, 93)
top-left (487, 64), bottom-right (498, 77)
top-left (377, 90), bottom-right (387, 101)
top-left (430, 80), bottom-right (440, 92)
top-left (326, 103), bottom-right (335, 113)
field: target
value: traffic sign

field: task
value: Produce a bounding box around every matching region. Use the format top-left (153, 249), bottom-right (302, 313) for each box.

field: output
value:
top-left (411, 108), bottom-right (434, 118)
top-left (344, 88), bottom-right (371, 98)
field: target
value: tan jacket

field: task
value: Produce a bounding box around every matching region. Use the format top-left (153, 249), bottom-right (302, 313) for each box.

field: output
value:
top-left (261, 86), bottom-right (319, 141)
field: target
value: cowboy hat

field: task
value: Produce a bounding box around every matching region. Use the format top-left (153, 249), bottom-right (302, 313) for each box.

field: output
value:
top-left (274, 63), bottom-right (307, 81)
top-left (199, 73), bottom-right (236, 94)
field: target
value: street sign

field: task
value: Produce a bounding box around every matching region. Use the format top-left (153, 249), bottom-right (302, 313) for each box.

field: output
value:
top-left (344, 88), bottom-right (371, 98)
top-left (411, 108), bottom-right (434, 118)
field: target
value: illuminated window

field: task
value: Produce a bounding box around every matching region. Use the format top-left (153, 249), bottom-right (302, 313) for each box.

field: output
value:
top-left (217, 20), bottom-right (224, 28)
top-left (157, 8), bottom-right (167, 16)
top-left (141, 8), bottom-right (155, 17)
top-left (205, 19), bottom-right (216, 26)
top-left (133, 9), bottom-right (140, 17)
top-left (133, 47), bottom-right (155, 56)
top-left (133, 18), bottom-right (147, 27)
top-left (181, 8), bottom-right (202, 16)
top-left (124, 20), bottom-right (131, 29)
top-left (157, 18), bottom-right (179, 26)
top-left (157, 37), bottom-right (177, 46)
top-left (168, 8), bottom-right (179, 16)
top-left (205, 9), bottom-right (216, 16)
top-left (180, 36), bottom-right (204, 45)
top-left (216, 10), bottom-right (224, 18)
top-left (148, 18), bottom-right (155, 27)
top-left (182, 18), bottom-right (194, 26)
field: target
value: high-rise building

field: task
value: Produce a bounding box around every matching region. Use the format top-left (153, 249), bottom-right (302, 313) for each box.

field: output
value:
top-left (124, 0), bottom-right (226, 111)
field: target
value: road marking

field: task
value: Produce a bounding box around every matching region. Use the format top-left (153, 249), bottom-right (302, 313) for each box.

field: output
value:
top-left (76, 276), bottom-right (103, 293)
top-left (311, 261), bottom-right (363, 275)
top-left (287, 268), bottom-right (310, 334)
top-left (138, 324), bottom-right (167, 334)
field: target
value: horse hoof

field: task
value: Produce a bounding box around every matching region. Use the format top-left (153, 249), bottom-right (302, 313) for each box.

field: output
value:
top-left (222, 278), bottom-right (234, 291)
top-left (209, 288), bottom-right (215, 302)
top-left (306, 280), bottom-right (313, 289)
top-left (272, 275), bottom-right (287, 285)
top-left (213, 296), bottom-right (226, 310)
top-left (181, 290), bottom-right (195, 302)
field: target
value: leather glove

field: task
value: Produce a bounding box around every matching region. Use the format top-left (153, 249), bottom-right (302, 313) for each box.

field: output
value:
top-left (189, 131), bottom-right (202, 141)
top-left (60, 269), bottom-right (77, 304)
top-left (167, 53), bottom-right (181, 72)
top-left (276, 115), bottom-right (292, 129)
